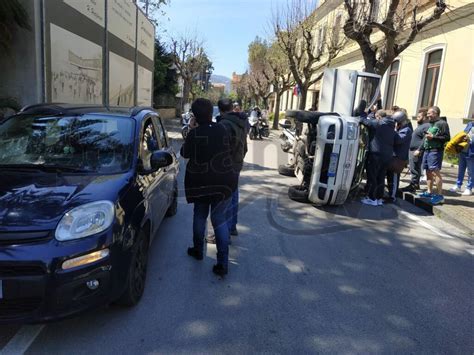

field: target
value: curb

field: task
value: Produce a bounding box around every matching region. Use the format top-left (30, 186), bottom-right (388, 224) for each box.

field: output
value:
top-left (396, 190), bottom-right (474, 237)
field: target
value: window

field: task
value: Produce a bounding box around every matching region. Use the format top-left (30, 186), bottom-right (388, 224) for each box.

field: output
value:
top-left (385, 60), bottom-right (399, 109)
top-left (141, 119), bottom-right (158, 171)
top-left (421, 49), bottom-right (442, 108)
top-left (153, 116), bottom-right (168, 148)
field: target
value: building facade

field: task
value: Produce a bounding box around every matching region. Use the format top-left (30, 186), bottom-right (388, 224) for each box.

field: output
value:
top-left (278, 0), bottom-right (474, 133)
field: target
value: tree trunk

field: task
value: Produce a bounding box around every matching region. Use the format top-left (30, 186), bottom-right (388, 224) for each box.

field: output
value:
top-left (272, 92), bottom-right (281, 130)
top-left (298, 89), bottom-right (307, 110)
top-left (182, 80), bottom-right (191, 110)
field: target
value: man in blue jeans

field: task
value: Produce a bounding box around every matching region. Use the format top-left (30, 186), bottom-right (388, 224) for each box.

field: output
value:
top-left (181, 98), bottom-right (237, 276)
top-left (450, 120), bottom-right (474, 196)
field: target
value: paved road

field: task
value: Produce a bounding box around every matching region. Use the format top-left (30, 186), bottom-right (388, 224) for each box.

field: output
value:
top-left (2, 128), bottom-right (473, 354)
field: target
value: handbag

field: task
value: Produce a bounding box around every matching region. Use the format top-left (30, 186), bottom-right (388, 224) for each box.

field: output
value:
top-left (388, 156), bottom-right (407, 174)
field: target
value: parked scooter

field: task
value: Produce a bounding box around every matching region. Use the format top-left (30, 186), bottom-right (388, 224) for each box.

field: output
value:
top-left (279, 119), bottom-right (296, 152)
top-left (181, 111), bottom-right (193, 139)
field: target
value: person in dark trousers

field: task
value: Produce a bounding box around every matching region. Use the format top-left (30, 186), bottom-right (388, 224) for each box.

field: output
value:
top-left (360, 112), bottom-right (396, 206)
top-left (414, 106), bottom-right (450, 205)
top-left (181, 98), bottom-right (237, 276)
top-left (386, 111), bottom-right (413, 202)
top-left (401, 107), bottom-right (430, 192)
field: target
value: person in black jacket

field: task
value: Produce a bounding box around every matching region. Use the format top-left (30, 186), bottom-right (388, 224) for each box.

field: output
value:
top-left (181, 98), bottom-right (237, 276)
top-left (217, 98), bottom-right (248, 236)
top-left (360, 113), bottom-right (396, 206)
top-left (386, 111), bottom-right (413, 202)
top-left (401, 107), bottom-right (430, 192)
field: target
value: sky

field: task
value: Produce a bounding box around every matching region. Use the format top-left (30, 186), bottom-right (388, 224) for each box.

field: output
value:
top-left (156, 0), bottom-right (288, 79)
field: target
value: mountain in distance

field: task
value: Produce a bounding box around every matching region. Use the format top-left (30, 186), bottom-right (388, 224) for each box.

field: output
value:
top-left (210, 74), bottom-right (231, 93)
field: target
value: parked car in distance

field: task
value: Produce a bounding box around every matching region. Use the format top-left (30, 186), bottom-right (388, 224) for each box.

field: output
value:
top-left (0, 104), bottom-right (179, 323)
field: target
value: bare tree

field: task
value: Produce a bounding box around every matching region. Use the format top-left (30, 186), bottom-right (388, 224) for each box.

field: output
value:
top-left (169, 34), bottom-right (211, 110)
top-left (272, 0), bottom-right (346, 110)
top-left (343, 0), bottom-right (447, 75)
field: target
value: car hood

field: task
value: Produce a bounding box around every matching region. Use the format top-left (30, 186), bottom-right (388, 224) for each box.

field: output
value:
top-left (0, 171), bottom-right (132, 231)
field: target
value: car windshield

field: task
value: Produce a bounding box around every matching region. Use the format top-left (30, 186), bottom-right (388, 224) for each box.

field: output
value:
top-left (0, 114), bottom-right (135, 173)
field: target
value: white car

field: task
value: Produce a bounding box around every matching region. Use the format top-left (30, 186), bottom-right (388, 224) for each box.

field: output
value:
top-left (281, 68), bottom-right (380, 205)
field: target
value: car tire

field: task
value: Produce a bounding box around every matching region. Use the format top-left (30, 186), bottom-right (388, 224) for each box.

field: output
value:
top-left (165, 183), bottom-right (178, 217)
top-left (116, 231), bottom-right (149, 307)
top-left (288, 185), bottom-right (309, 203)
top-left (278, 164), bottom-right (295, 177)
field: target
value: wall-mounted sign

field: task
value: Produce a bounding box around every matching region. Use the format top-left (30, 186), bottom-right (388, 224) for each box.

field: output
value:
top-left (50, 23), bottom-right (103, 104)
top-left (109, 51), bottom-right (135, 106)
top-left (137, 65), bottom-right (152, 105)
top-left (138, 10), bottom-right (155, 61)
top-left (63, 0), bottom-right (105, 27)
top-left (108, 0), bottom-right (137, 47)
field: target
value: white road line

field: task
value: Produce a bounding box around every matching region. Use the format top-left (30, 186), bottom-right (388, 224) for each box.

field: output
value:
top-left (0, 325), bottom-right (45, 355)
top-left (392, 205), bottom-right (455, 239)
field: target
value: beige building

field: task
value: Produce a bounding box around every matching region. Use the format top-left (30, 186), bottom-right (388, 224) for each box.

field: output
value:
top-left (278, 0), bottom-right (474, 134)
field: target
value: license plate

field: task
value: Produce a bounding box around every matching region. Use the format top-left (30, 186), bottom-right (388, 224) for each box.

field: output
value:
top-left (328, 153), bottom-right (339, 177)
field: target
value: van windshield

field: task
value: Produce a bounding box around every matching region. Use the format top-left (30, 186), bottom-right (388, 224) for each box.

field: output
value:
top-left (0, 114), bottom-right (135, 173)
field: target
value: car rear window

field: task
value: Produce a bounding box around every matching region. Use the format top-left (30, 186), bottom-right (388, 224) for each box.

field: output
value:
top-left (0, 114), bottom-right (135, 173)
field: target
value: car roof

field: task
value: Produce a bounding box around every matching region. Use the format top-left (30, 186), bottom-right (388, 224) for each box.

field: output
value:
top-left (16, 103), bottom-right (157, 120)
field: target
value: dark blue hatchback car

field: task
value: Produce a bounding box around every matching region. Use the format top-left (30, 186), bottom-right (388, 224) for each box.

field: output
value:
top-left (0, 104), bottom-right (179, 323)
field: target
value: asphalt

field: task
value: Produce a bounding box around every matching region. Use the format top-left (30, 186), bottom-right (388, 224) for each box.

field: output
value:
top-left (1, 120), bottom-right (473, 354)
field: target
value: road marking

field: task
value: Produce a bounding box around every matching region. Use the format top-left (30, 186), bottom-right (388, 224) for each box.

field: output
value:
top-left (392, 205), bottom-right (455, 239)
top-left (0, 325), bottom-right (45, 355)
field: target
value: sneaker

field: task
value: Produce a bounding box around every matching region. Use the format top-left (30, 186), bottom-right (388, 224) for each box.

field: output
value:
top-left (212, 264), bottom-right (228, 276)
top-left (361, 197), bottom-right (378, 206)
top-left (449, 185), bottom-right (462, 193)
top-left (230, 228), bottom-right (238, 236)
top-left (418, 191), bottom-right (432, 198)
top-left (206, 234), bottom-right (216, 244)
top-left (430, 194), bottom-right (445, 205)
top-left (377, 199), bottom-right (383, 206)
top-left (187, 247), bottom-right (203, 260)
top-left (461, 188), bottom-right (472, 196)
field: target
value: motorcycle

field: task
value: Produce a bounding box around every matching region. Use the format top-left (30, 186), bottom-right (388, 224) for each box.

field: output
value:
top-left (248, 111), bottom-right (270, 140)
top-left (181, 111), bottom-right (193, 139)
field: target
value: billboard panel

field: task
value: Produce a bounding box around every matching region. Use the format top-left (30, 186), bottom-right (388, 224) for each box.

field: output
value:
top-left (137, 66), bottom-right (152, 106)
top-left (63, 0), bottom-right (105, 27)
top-left (108, 0), bottom-right (137, 47)
top-left (138, 10), bottom-right (154, 60)
top-left (50, 23), bottom-right (103, 104)
top-left (109, 51), bottom-right (135, 106)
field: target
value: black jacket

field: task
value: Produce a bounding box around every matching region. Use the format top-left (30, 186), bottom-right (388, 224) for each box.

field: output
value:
top-left (181, 123), bottom-right (237, 204)
top-left (360, 116), bottom-right (396, 162)
top-left (219, 112), bottom-right (248, 172)
top-left (410, 122), bottom-right (430, 150)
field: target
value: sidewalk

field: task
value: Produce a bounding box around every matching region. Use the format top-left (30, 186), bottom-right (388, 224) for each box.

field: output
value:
top-left (397, 164), bottom-right (474, 237)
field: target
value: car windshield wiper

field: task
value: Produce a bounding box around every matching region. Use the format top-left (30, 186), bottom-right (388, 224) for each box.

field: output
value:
top-left (0, 164), bottom-right (92, 173)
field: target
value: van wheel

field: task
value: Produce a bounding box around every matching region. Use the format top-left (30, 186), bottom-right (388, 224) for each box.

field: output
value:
top-left (116, 231), bottom-right (149, 307)
top-left (165, 183), bottom-right (178, 217)
top-left (288, 185), bottom-right (309, 203)
top-left (278, 164), bottom-right (295, 177)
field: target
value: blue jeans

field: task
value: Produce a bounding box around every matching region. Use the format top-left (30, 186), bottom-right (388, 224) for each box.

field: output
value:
top-left (193, 198), bottom-right (231, 267)
top-left (227, 188), bottom-right (239, 232)
top-left (456, 152), bottom-right (474, 190)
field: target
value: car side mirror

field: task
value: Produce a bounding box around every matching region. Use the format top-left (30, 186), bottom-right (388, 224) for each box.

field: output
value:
top-left (150, 151), bottom-right (173, 170)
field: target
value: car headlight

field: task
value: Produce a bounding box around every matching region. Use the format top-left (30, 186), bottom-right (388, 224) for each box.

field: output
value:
top-left (55, 201), bottom-right (115, 241)
top-left (347, 122), bottom-right (358, 140)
